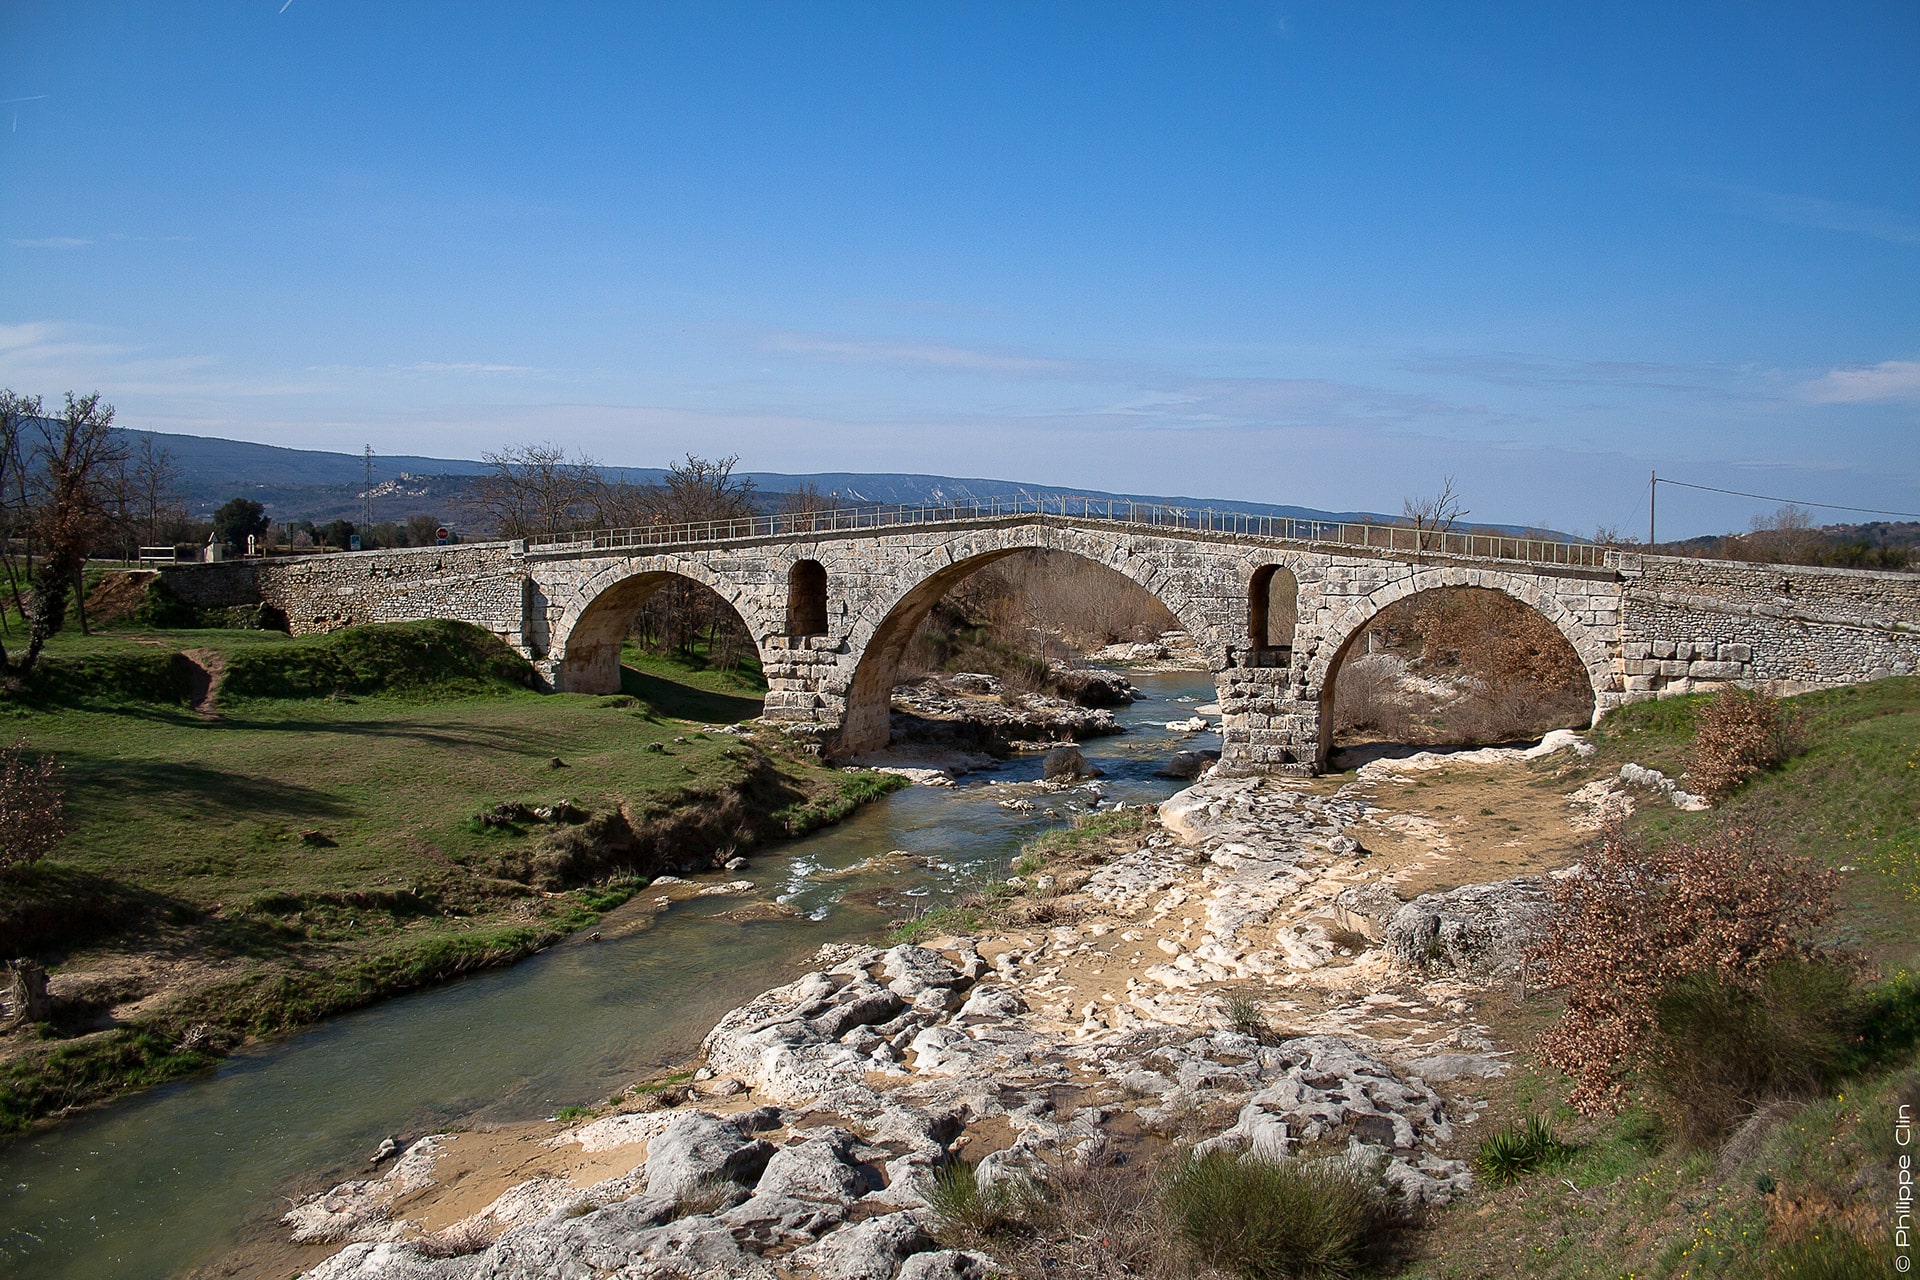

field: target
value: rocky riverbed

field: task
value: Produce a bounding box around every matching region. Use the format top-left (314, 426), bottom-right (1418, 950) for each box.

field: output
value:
top-left (277, 729), bottom-right (1639, 1280)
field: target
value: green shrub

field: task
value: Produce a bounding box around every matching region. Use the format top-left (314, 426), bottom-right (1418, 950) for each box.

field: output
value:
top-left (1475, 1114), bottom-right (1571, 1186)
top-left (1163, 1149), bottom-right (1392, 1279)
top-left (1649, 957), bottom-right (1859, 1143)
top-left (1223, 992), bottom-right (1280, 1045)
top-left (926, 1158), bottom-right (1045, 1242)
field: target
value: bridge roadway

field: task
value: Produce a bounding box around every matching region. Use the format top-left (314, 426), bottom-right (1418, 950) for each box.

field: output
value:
top-left (161, 498), bottom-right (1920, 774)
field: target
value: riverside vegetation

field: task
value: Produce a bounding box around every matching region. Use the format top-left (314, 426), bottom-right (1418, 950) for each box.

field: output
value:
top-left (0, 602), bottom-right (903, 1135)
top-left (273, 674), bottom-right (1920, 1280)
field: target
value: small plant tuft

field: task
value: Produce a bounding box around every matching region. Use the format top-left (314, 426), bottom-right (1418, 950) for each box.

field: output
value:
top-left (1475, 1114), bottom-right (1571, 1186)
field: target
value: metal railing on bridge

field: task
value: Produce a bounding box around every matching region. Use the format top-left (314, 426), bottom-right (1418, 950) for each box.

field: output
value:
top-left (520, 495), bottom-right (1616, 570)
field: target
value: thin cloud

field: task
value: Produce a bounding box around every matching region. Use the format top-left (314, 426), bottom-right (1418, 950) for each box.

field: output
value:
top-left (1710, 182), bottom-right (1920, 247)
top-left (406, 361), bottom-right (536, 375)
top-left (1800, 359), bottom-right (1920, 405)
top-left (764, 332), bottom-right (1085, 377)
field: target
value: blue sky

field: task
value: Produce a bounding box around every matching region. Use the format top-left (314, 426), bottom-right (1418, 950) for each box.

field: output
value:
top-left (1, 2), bottom-right (1915, 537)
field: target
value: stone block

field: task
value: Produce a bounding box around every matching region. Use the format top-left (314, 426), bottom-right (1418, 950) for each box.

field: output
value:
top-left (1688, 660), bottom-right (1744, 679)
top-left (1651, 640), bottom-right (1675, 659)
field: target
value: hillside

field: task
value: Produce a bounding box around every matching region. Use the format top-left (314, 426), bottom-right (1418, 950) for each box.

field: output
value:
top-left (120, 427), bottom-right (1435, 530)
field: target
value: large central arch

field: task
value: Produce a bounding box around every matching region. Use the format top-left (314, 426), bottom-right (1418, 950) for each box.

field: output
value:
top-left (1306, 567), bottom-right (1618, 764)
top-left (835, 528), bottom-right (1226, 755)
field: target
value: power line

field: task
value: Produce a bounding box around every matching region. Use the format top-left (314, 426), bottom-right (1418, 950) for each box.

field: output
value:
top-left (1653, 476), bottom-right (1920, 522)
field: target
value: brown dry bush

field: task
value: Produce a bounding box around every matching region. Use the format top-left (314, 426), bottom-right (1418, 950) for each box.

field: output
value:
top-left (1685, 685), bottom-right (1805, 801)
top-left (0, 738), bottom-right (64, 874)
top-left (1531, 821), bottom-right (1838, 1117)
top-left (1331, 587), bottom-right (1593, 747)
top-left (930, 549), bottom-right (1180, 658)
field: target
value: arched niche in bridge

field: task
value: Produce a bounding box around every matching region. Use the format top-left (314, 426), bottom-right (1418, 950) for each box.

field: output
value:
top-left (553, 569), bottom-right (765, 715)
top-left (787, 560), bottom-right (829, 637)
top-left (1316, 585), bottom-right (1597, 767)
top-left (836, 546), bottom-right (1197, 756)
top-left (1245, 564), bottom-right (1298, 667)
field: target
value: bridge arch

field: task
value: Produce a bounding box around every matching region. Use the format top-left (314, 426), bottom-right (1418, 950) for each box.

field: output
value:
top-left (1306, 567), bottom-right (1617, 765)
top-left (834, 524), bottom-right (1226, 755)
top-left (546, 555), bottom-right (780, 695)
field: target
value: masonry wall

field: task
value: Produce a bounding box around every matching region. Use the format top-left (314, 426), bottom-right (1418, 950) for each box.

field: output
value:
top-left (162, 544), bottom-right (530, 650)
top-left (1615, 555), bottom-right (1920, 698)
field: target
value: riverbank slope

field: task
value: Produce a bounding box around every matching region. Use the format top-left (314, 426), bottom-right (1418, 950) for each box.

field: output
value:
top-left (0, 621), bottom-right (901, 1133)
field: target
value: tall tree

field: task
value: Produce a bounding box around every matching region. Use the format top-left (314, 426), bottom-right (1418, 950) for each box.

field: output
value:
top-left (2, 392), bottom-right (127, 674)
top-left (460, 442), bottom-right (602, 538)
top-left (213, 497), bottom-right (270, 550)
top-left (0, 392), bottom-right (42, 627)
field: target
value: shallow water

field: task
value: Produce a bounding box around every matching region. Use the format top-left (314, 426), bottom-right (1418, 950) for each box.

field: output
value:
top-left (0, 671), bottom-right (1218, 1279)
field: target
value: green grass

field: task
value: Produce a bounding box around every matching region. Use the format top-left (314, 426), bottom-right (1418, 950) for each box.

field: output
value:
top-left (774, 769), bottom-right (909, 838)
top-left (0, 622), bottom-right (892, 1133)
top-left (618, 642), bottom-right (767, 723)
top-left (1409, 676), bottom-right (1920, 1276)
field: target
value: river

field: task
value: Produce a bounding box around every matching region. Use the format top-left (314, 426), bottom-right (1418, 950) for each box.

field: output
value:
top-left (0, 670), bottom-right (1218, 1279)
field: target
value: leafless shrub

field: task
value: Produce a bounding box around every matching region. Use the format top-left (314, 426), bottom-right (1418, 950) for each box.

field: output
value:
top-left (1531, 821), bottom-right (1837, 1116)
top-left (1685, 685), bottom-right (1805, 802)
top-left (1330, 653), bottom-right (1415, 738)
top-left (0, 738), bottom-right (64, 874)
top-left (1402, 476), bottom-right (1468, 549)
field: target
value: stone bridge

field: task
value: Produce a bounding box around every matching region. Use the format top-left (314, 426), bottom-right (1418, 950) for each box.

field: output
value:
top-left (161, 501), bottom-right (1920, 774)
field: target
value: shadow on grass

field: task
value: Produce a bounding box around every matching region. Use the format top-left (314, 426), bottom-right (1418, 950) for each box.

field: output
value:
top-left (621, 665), bottom-right (765, 724)
top-left (67, 758), bottom-right (352, 823)
top-left (0, 863), bottom-right (190, 956)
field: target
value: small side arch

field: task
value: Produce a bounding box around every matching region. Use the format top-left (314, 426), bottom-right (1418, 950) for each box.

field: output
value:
top-left (1246, 564), bottom-right (1298, 667)
top-left (787, 559), bottom-right (828, 636)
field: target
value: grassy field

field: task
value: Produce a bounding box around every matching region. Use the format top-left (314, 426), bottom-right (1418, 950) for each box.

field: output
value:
top-left (0, 613), bottom-right (894, 1133)
top-left (1400, 676), bottom-right (1920, 1278)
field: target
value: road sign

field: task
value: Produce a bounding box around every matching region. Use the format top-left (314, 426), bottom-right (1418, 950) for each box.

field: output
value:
top-left (435, 526), bottom-right (450, 546)
top-left (349, 534), bottom-right (361, 551)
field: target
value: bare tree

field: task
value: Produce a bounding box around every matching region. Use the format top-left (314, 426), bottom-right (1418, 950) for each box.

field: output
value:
top-left (779, 482), bottom-right (841, 526)
top-left (129, 434), bottom-right (183, 549)
top-left (627, 456), bottom-right (760, 670)
top-left (0, 392), bottom-right (128, 674)
top-left (0, 392), bottom-right (42, 627)
top-left (1402, 476), bottom-right (1469, 551)
top-left (646, 453), bottom-right (757, 527)
top-left (460, 442), bottom-right (602, 539)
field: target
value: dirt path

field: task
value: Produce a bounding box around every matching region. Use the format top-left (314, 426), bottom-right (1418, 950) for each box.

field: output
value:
top-left (181, 648), bottom-right (227, 717)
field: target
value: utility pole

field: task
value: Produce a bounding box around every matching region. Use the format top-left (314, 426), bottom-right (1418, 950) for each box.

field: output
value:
top-left (1648, 470), bottom-right (1657, 546)
top-left (364, 444), bottom-right (373, 532)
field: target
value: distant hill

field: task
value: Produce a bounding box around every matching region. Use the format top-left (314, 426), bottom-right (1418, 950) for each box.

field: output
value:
top-left (121, 426), bottom-right (1561, 537)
